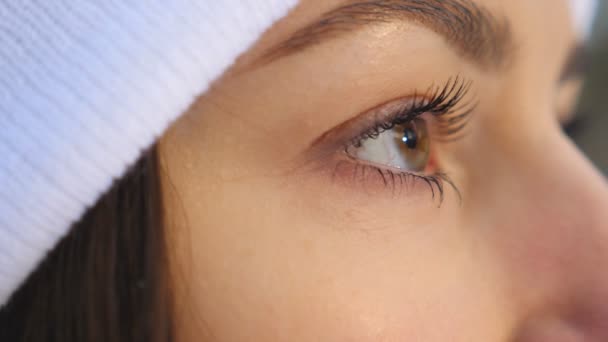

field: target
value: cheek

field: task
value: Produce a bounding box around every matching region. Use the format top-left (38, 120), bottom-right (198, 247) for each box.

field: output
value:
top-left (165, 162), bottom-right (515, 341)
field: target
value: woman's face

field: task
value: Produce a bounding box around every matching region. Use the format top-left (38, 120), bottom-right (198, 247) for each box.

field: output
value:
top-left (160, 0), bottom-right (608, 340)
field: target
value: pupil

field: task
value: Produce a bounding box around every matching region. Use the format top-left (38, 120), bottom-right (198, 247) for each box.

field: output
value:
top-left (401, 127), bottom-right (418, 149)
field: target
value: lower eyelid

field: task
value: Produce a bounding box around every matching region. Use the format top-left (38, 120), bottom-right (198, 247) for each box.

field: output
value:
top-left (327, 156), bottom-right (448, 202)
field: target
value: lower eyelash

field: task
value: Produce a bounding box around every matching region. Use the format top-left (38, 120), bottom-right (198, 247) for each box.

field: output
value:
top-left (331, 159), bottom-right (460, 206)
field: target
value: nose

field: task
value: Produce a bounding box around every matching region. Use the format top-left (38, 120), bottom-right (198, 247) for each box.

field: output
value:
top-left (512, 144), bottom-right (608, 341)
top-left (476, 126), bottom-right (608, 341)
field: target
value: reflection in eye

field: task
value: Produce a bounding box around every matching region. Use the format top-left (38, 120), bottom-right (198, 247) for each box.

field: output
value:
top-left (348, 118), bottom-right (430, 172)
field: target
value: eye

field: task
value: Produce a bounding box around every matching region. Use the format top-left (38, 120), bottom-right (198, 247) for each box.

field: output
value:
top-left (346, 118), bottom-right (431, 173)
top-left (308, 76), bottom-right (473, 203)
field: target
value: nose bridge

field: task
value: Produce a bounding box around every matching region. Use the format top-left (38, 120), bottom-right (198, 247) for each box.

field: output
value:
top-left (484, 127), bottom-right (608, 339)
top-left (546, 139), bottom-right (608, 334)
top-left (534, 133), bottom-right (608, 252)
top-left (482, 120), bottom-right (608, 238)
top-left (536, 135), bottom-right (608, 288)
top-left (519, 130), bottom-right (606, 270)
top-left (529, 133), bottom-right (608, 232)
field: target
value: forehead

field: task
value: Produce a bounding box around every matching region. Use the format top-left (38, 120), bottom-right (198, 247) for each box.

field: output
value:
top-left (238, 0), bottom-right (577, 69)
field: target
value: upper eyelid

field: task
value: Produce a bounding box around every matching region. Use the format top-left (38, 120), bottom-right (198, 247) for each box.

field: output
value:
top-left (345, 77), bottom-right (475, 145)
top-left (303, 77), bottom-right (475, 163)
top-left (307, 96), bottom-right (420, 154)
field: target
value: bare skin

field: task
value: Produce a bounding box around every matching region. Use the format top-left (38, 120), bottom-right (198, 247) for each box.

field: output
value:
top-left (160, 0), bottom-right (608, 340)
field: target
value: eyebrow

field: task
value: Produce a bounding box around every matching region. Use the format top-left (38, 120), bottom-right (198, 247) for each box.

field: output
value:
top-left (560, 45), bottom-right (589, 82)
top-left (260, 0), bottom-right (514, 70)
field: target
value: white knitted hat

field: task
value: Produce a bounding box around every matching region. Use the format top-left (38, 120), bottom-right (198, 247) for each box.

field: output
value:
top-left (0, 0), bottom-right (298, 306)
top-left (0, 0), bottom-right (598, 307)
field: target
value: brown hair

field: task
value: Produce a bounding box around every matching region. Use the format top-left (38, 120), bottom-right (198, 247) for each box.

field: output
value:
top-left (0, 145), bottom-right (173, 342)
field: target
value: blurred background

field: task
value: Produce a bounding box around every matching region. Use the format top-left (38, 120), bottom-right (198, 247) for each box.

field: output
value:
top-left (576, 0), bottom-right (608, 174)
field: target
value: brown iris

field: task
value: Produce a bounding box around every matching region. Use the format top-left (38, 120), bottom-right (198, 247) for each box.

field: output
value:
top-left (393, 118), bottom-right (430, 172)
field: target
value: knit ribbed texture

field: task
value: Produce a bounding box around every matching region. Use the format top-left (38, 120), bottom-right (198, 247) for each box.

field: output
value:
top-left (0, 0), bottom-right (297, 306)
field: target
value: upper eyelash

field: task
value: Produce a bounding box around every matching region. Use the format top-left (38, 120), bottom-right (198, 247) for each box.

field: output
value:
top-left (350, 76), bottom-right (475, 147)
top-left (342, 76), bottom-right (473, 205)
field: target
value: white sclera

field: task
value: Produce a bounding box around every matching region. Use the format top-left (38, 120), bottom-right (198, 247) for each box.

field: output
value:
top-left (350, 120), bottom-right (430, 172)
